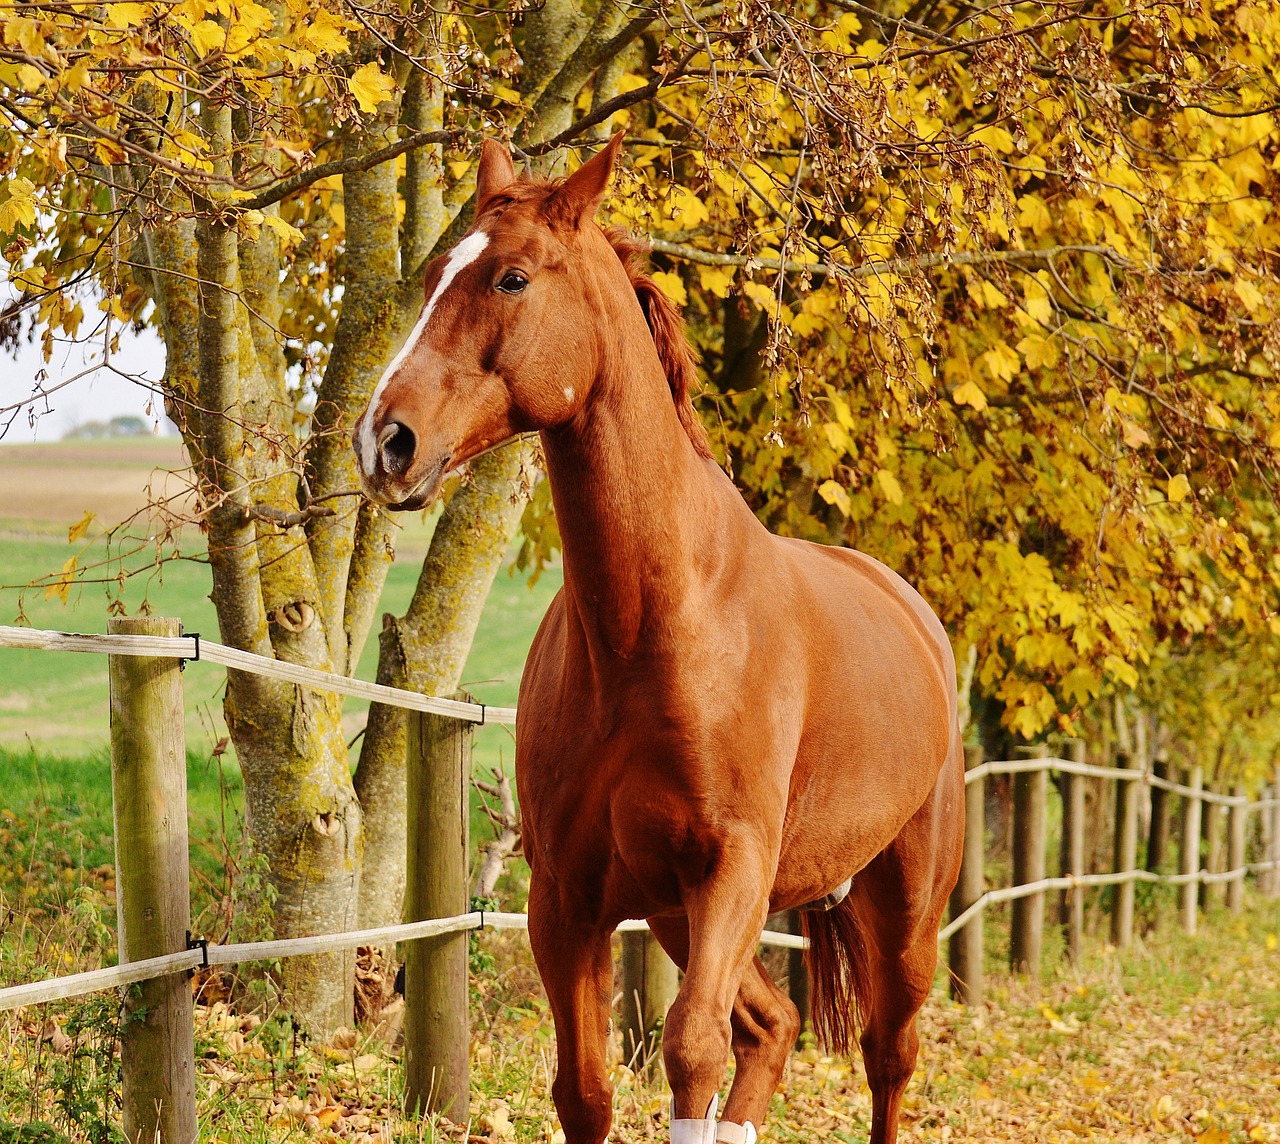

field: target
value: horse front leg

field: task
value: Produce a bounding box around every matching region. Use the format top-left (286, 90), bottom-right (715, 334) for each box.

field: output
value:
top-left (650, 915), bottom-right (797, 1144)
top-left (661, 850), bottom-right (772, 1143)
top-left (527, 877), bottom-right (616, 1144)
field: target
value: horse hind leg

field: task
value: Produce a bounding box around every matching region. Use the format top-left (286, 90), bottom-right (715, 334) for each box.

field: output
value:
top-left (854, 915), bottom-right (938, 1144)
top-left (721, 958), bottom-right (800, 1139)
top-left (803, 881), bottom-right (939, 1144)
top-left (805, 761), bottom-right (963, 1144)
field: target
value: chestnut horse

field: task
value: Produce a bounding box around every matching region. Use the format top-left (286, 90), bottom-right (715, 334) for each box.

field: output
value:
top-left (353, 136), bottom-right (963, 1144)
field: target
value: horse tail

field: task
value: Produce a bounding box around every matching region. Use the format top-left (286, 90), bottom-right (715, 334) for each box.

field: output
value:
top-left (800, 897), bottom-right (868, 1056)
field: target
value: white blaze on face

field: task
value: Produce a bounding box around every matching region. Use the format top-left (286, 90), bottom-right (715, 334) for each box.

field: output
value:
top-left (359, 229), bottom-right (491, 474)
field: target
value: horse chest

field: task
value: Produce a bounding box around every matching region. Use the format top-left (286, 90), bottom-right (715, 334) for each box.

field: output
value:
top-left (518, 699), bottom-right (793, 910)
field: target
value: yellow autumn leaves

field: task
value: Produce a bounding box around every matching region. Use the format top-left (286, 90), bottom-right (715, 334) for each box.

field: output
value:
top-left (347, 62), bottom-right (396, 114)
top-left (66, 0), bottom-right (394, 112)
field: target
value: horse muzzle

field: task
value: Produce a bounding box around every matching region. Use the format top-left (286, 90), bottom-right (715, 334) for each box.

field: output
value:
top-left (353, 416), bottom-right (453, 511)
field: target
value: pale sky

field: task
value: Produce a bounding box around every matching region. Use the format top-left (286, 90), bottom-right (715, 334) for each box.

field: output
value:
top-left (2, 320), bottom-right (171, 442)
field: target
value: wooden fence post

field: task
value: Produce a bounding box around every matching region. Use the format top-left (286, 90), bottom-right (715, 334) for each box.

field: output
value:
top-left (107, 616), bottom-right (197, 1144)
top-left (1227, 785), bottom-right (1247, 914)
top-left (787, 909), bottom-right (810, 1045)
top-left (1111, 750), bottom-right (1138, 947)
top-left (620, 930), bottom-right (679, 1073)
top-left (1147, 755), bottom-right (1171, 874)
top-left (1269, 766), bottom-right (1280, 899)
top-left (1202, 787), bottom-right (1225, 910)
top-left (404, 702), bottom-right (471, 1122)
top-left (1180, 765), bottom-right (1203, 935)
top-left (1011, 744), bottom-right (1048, 976)
top-left (1060, 739), bottom-right (1086, 962)
top-left (949, 745), bottom-right (985, 1005)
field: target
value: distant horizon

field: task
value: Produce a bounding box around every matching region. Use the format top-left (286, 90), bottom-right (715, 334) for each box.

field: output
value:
top-left (3, 319), bottom-right (171, 444)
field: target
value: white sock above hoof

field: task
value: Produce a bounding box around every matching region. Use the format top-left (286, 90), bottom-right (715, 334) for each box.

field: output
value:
top-left (670, 1094), bottom-right (718, 1144)
top-left (714, 1120), bottom-right (757, 1144)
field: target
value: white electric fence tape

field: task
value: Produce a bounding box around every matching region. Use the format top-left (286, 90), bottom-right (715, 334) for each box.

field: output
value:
top-left (0, 625), bottom-right (1276, 1013)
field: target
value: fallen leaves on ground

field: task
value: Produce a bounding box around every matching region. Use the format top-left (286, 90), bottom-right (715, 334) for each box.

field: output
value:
top-left (3, 911), bottom-right (1279, 1142)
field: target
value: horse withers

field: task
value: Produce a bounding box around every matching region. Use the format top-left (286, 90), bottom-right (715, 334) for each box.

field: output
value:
top-left (352, 135), bottom-right (964, 1144)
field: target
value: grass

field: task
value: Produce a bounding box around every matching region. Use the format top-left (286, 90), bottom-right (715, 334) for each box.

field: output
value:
top-left (0, 436), bottom-right (559, 765)
top-left (4, 828), bottom-right (1279, 1144)
top-left (0, 513), bottom-right (560, 774)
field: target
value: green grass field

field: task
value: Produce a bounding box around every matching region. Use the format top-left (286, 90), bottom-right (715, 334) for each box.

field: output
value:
top-left (0, 440), bottom-right (561, 770)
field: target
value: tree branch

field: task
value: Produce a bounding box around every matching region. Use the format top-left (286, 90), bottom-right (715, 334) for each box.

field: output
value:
top-left (524, 49), bottom-right (701, 156)
top-left (237, 128), bottom-right (455, 212)
top-left (648, 237), bottom-right (1134, 279)
top-left (472, 768), bottom-right (521, 899)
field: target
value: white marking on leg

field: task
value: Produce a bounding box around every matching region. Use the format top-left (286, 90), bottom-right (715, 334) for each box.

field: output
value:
top-left (359, 229), bottom-right (491, 472)
top-left (671, 1094), bottom-right (719, 1144)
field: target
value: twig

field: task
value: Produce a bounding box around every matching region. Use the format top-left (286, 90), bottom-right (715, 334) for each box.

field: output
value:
top-left (472, 769), bottom-right (521, 898)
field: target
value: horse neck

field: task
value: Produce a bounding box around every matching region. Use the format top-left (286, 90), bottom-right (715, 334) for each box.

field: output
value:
top-left (541, 318), bottom-right (724, 659)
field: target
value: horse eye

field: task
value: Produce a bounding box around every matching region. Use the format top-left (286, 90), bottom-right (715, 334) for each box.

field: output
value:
top-left (496, 271), bottom-right (528, 295)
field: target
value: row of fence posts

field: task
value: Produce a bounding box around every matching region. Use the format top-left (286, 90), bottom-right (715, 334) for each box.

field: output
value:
top-left (948, 742), bottom-right (1280, 1008)
top-left (64, 619), bottom-right (1280, 1139)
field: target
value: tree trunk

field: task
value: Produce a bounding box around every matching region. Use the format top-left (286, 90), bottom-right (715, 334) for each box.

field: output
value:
top-left (355, 442), bottom-right (534, 929)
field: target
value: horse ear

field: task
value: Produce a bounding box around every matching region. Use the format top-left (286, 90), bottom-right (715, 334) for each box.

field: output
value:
top-left (476, 138), bottom-right (517, 208)
top-left (546, 132), bottom-right (624, 229)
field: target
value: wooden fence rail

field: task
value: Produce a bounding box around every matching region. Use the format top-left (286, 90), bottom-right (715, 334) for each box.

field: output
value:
top-left (3, 625), bottom-right (1280, 1139)
top-left (946, 742), bottom-right (1280, 1002)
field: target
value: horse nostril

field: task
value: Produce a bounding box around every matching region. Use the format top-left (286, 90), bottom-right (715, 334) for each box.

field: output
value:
top-left (377, 421), bottom-right (416, 476)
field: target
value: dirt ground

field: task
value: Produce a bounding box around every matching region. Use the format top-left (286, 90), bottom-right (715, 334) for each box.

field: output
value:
top-left (0, 437), bottom-right (193, 527)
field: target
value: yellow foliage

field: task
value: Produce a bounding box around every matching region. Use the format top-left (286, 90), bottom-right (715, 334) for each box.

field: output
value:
top-left (650, 270), bottom-right (687, 307)
top-left (347, 62), bottom-right (395, 114)
top-left (875, 468), bottom-right (904, 506)
top-left (300, 9), bottom-right (347, 55)
top-left (817, 479), bottom-right (851, 516)
top-left (952, 380), bottom-right (988, 411)
top-left (186, 19), bottom-right (226, 54)
top-left (104, 3), bottom-right (152, 28)
top-left (980, 342), bottom-right (1021, 383)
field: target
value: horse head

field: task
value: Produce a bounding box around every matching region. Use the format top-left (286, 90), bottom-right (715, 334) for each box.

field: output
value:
top-left (352, 134), bottom-right (632, 510)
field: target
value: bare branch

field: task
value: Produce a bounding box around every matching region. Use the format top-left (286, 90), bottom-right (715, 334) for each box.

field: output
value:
top-left (647, 238), bottom-right (1133, 279)
top-left (237, 128), bottom-right (457, 213)
top-left (472, 768), bottom-right (521, 899)
top-left (241, 503), bottom-right (336, 529)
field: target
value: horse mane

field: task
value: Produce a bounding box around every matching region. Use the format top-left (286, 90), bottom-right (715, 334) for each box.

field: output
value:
top-left (603, 227), bottom-right (712, 460)
top-left (479, 182), bottom-right (711, 460)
